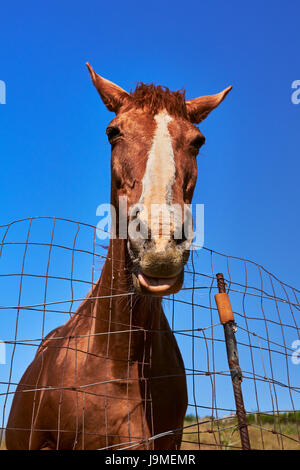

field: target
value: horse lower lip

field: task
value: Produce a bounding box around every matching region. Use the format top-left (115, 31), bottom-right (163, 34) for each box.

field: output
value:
top-left (137, 272), bottom-right (178, 292)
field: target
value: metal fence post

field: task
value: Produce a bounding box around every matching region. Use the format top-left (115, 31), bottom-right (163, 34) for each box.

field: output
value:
top-left (215, 273), bottom-right (251, 450)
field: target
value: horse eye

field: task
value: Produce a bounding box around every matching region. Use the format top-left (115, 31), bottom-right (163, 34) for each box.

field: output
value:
top-left (106, 126), bottom-right (122, 143)
top-left (190, 135), bottom-right (205, 150)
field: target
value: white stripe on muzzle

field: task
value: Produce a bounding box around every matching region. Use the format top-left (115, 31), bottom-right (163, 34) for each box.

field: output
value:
top-left (137, 110), bottom-right (180, 246)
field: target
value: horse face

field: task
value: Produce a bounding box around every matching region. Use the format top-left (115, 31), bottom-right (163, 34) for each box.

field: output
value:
top-left (108, 108), bottom-right (203, 296)
top-left (87, 63), bottom-right (231, 296)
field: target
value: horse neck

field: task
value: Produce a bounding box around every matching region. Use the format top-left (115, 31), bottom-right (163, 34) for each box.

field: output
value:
top-left (88, 237), bottom-right (163, 359)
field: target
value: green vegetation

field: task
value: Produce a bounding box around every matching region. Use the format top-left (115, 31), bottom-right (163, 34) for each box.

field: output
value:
top-left (246, 410), bottom-right (300, 425)
top-left (181, 412), bottom-right (300, 450)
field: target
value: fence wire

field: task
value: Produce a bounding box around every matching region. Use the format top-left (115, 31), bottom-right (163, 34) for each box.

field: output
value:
top-left (0, 217), bottom-right (299, 450)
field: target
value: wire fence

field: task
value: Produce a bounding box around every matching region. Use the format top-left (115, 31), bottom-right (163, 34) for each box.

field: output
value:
top-left (0, 216), bottom-right (299, 450)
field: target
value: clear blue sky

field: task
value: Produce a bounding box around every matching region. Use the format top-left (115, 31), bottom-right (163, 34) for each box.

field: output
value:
top-left (0, 0), bottom-right (299, 429)
top-left (0, 0), bottom-right (299, 285)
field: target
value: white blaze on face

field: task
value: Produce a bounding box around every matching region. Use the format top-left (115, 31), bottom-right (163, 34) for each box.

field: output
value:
top-left (139, 110), bottom-right (176, 244)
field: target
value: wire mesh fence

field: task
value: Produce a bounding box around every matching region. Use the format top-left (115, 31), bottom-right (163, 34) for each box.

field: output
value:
top-left (0, 216), bottom-right (299, 450)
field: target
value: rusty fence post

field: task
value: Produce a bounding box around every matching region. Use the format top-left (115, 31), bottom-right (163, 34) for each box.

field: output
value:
top-left (215, 273), bottom-right (251, 450)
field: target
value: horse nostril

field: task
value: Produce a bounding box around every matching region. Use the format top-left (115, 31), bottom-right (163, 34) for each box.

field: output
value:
top-left (128, 216), bottom-right (150, 245)
top-left (173, 226), bottom-right (187, 246)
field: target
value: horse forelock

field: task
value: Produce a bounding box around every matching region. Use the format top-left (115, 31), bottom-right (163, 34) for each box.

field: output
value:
top-left (123, 83), bottom-right (188, 118)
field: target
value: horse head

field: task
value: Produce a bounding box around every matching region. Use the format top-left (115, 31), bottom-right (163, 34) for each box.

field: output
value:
top-left (87, 63), bottom-right (231, 296)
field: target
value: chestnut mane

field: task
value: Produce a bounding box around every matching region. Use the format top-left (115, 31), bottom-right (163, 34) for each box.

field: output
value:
top-left (128, 82), bottom-right (188, 118)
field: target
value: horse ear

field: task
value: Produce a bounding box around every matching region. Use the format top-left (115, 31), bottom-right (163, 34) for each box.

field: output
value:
top-left (86, 62), bottom-right (131, 113)
top-left (186, 86), bottom-right (232, 124)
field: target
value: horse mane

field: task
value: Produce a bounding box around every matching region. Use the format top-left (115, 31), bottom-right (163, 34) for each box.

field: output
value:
top-left (127, 82), bottom-right (188, 118)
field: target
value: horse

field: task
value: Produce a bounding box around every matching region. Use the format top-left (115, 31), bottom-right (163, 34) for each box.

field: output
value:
top-left (6, 64), bottom-right (231, 450)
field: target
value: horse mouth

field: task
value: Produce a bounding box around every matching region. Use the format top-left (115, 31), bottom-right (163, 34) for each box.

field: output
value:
top-left (133, 270), bottom-right (184, 296)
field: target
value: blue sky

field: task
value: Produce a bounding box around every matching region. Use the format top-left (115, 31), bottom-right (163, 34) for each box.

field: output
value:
top-left (0, 0), bottom-right (300, 429)
top-left (0, 0), bottom-right (299, 284)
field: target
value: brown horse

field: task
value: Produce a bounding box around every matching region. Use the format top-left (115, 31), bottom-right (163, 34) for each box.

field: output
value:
top-left (6, 65), bottom-right (231, 450)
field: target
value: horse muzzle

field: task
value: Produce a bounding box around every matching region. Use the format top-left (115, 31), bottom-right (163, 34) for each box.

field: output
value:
top-left (128, 236), bottom-right (190, 296)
